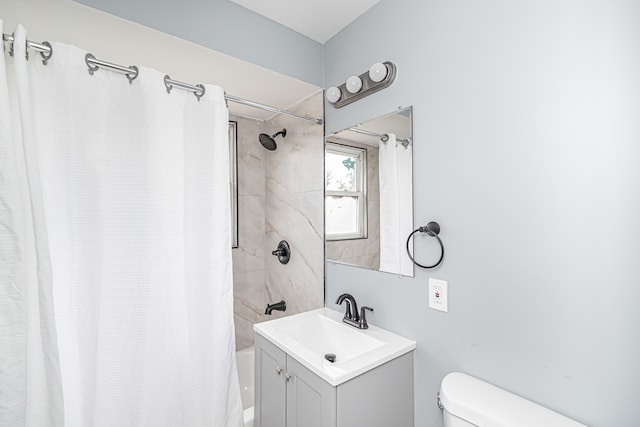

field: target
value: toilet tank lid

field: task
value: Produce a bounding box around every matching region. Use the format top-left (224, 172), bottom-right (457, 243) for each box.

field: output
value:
top-left (439, 373), bottom-right (586, 427)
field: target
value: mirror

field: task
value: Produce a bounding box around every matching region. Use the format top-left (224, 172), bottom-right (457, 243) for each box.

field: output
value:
top-left (325, 107), bottom-right (414, 277)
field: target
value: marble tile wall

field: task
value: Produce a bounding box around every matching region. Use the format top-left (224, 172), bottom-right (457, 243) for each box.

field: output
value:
top-left (231, 115), bottom-right (267, 350)
top-left (326, 142), bottom-right (380, 270)
top-left (231, 92), bottom-right (325, 349)
top-left (264, 92), bottom-right (324, 320)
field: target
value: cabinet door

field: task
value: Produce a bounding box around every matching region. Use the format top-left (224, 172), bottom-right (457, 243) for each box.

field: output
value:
top-left (336, 352), bottom-right (414, 427)
top-left (255, 334), bottom-right (287, 427)
top-left (286, 356), bottom-right (336, 427)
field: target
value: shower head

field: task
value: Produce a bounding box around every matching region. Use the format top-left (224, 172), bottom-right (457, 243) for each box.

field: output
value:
top-left (259, 133), bottom-right (277, 151)
top-left (259, 129), bottom-right (287, 151)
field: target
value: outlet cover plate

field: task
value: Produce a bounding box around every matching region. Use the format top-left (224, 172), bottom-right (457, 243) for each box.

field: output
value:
top-left (429, 278), bottom-right (448, 312)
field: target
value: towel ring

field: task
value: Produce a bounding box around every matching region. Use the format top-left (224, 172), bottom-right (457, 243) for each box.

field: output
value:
top-left (406, 221), bottom-right (444, 269)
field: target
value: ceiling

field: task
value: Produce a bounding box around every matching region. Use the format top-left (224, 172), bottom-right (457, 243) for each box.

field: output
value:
top-left (228, 0), bottom-right (380, 43)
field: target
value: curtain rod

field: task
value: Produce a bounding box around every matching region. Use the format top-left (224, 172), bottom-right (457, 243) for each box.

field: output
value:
top-left (348, 127), bottom-right (411, 147)
top-left (2, 33), bottom-right (53, 64)
top-left (3, 33), bottom-right (323, 125)
top-left (225, 94), bottom-right (322, 125)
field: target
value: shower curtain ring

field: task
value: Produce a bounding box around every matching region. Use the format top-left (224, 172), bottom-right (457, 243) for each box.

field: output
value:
top-left (8, 32), bottom-right (14, 57)
top-left (194, 84), bottom-right (205, 101)
top-left (85, 53), bottom-right (99, 75)
top-left (164, 74), bottom-right (173, 94)
top-left (40, 41), bottom-right (52, 65)
top-left (125, 66), bottom-right (139, 84)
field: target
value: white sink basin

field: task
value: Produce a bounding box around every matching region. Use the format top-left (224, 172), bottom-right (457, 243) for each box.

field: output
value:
top-left (254, 307), bottom-right (416, 386)
top-left (277, 312), bottom-right (385, 362)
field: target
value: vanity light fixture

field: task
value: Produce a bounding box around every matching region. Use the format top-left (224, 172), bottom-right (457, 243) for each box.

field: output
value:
top-left (326, 86), bottom-right (342, 103)
top-left (368, 62), bottom-right (388, 82)
top-left (326, 61), bottom-right (397, 108)
top-left (345, 75), bottom-right (363, 94)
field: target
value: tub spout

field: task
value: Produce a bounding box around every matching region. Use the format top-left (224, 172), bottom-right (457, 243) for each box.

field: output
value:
top-left (265, 300), bottom-right (286, 315)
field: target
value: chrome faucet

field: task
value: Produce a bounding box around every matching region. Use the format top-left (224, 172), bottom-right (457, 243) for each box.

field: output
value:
top-left (335, 293), bottom-right (373, 329)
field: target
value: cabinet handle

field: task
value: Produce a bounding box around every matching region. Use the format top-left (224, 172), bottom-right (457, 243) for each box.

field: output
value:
top-left (284, 372), bottom-right (291, 382)
top-left (276, 367), bottom-right (283, 375)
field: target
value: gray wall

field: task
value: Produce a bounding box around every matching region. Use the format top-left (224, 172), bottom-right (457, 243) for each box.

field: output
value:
top-left (324, 1), bottom-right (640, 426)
top-left (72, 0), bottom-right (323, 86)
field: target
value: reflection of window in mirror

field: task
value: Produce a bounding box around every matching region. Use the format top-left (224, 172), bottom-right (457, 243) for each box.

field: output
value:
top-left (325, 143), bottom-right (367, 240)
top-left (229, 121), bottom-right (238, 248)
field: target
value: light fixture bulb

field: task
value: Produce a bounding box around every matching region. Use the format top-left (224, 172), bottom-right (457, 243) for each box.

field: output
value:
top-left (326, 86), bottom-right (342, 103)
top-left (368, 62), bottom-right (388, 83)
top-left (345, 76), bottom-right (363, 94)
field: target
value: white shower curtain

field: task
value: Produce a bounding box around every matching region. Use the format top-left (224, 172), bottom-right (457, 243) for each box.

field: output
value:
top-left (378, 133), bottom-right (413, 276)
top-left (1, 23), bottom-right (242, 427)
top-left (0, 23), bottom-right (65, 427)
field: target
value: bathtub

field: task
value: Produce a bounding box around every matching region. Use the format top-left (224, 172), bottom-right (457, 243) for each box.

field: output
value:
top-left (236, 347), bottom-right (254, 427)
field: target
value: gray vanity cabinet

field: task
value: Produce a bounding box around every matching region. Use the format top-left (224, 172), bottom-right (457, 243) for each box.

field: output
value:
top-left (254, 334), bottom-right (288, 427)
top-left (255, 334), bottom-right (335, 427)
top-left (286, 356), bottom-right (336, 427)
top-left (254, 333), bottom-right (414, 427)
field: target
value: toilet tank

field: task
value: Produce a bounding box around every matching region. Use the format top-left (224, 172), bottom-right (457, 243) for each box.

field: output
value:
top-left (439, 373), bottom-right (587, 427)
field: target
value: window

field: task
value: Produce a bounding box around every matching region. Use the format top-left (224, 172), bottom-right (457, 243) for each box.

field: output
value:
top-left (325, 143), bottom-right (367, 240)
top-left (229, 121), bottom-right (238, 248)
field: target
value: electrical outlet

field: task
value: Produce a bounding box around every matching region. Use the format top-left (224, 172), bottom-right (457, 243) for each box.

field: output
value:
top-left (429, 278), bottom-right (448, 312)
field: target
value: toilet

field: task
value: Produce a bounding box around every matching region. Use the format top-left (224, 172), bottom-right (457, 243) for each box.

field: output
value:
top-left (439, 372), bottom-right (587, 427)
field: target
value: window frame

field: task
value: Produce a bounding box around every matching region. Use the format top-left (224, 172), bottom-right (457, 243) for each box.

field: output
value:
top-left (229, 121), bottom-right (238, 248)
top-left (325, 142), bottom-right (368, 241)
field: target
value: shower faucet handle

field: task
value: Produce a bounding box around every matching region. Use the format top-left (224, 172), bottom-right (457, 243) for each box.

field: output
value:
top-left (271, 240), bottom-right (291, 264)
